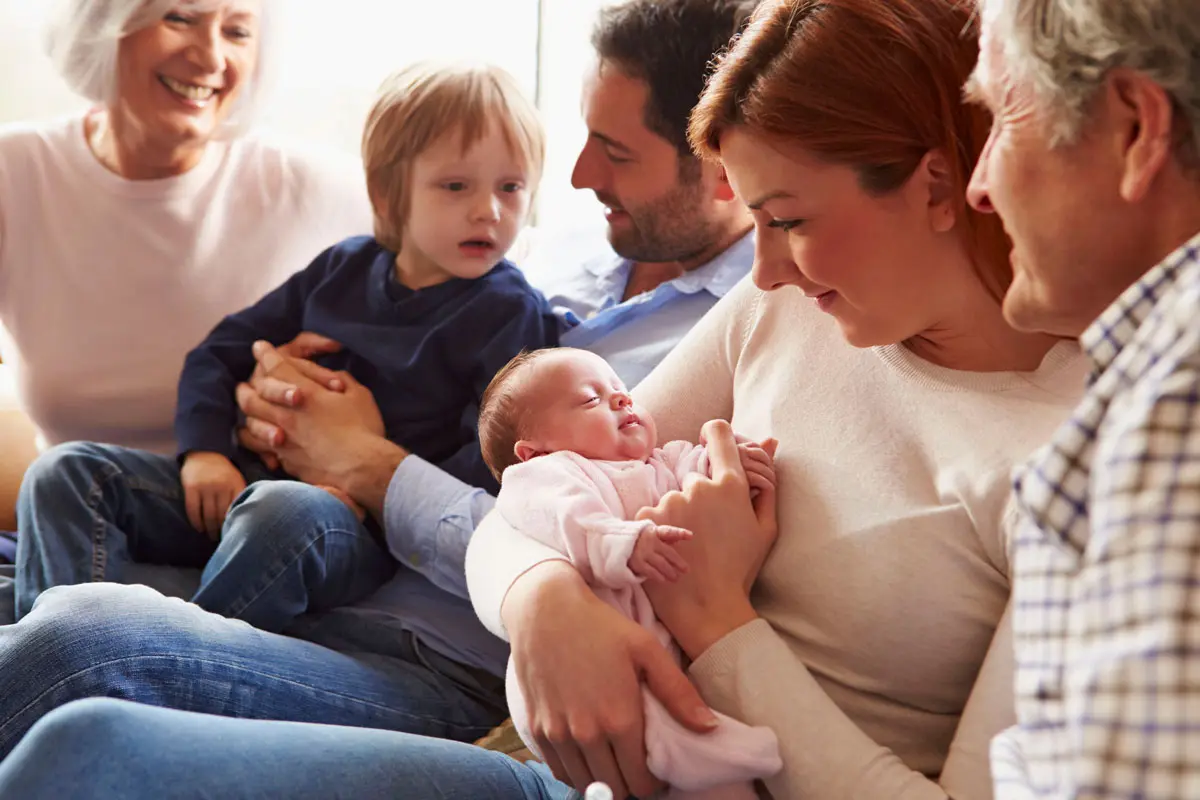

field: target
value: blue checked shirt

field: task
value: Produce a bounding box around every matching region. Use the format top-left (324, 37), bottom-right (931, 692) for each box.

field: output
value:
top-left (994, 231), bottom-right (1200, 799)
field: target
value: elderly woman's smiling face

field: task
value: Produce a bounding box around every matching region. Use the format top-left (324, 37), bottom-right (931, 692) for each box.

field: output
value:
top-left (114, 1), bottom-right (261, 148)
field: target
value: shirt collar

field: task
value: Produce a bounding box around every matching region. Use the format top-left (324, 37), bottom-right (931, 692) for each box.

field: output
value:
top-left (582, 230), bottom-right (755, 300)
top-left (1080, 228), bottom-right (1200, 373)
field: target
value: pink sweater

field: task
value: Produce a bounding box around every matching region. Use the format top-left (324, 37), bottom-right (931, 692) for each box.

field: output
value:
top-left (496, 443), bottom-right (708, 590)
top-left (0, 114), bottom-right (372, 453)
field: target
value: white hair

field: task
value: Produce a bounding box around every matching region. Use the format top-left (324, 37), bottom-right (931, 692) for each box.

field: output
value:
top-left (43, 0), bottom-right (281, 137)
top-left (981, 0), bottom-right (1200, 164)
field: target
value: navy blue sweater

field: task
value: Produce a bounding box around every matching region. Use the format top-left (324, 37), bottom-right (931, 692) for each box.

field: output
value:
top-left (174, 236), bottom-right (557, 494)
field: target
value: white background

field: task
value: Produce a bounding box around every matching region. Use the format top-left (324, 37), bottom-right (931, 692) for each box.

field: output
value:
top-left (0, 0), bottom-right (613, 232)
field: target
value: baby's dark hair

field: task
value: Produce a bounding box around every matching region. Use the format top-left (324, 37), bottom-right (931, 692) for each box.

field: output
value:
top-left (478, 348), bottom-right (559, 482)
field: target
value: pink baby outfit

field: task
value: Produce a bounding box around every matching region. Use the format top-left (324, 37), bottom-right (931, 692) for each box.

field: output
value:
top-left (496, 442), bottom-right (782, 799)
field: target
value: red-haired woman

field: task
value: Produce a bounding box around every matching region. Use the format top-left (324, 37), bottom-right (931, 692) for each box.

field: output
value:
top-left (0, 1), bottom-right (1088, 798)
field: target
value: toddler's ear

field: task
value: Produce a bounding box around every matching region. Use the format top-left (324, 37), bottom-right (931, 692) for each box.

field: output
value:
top-left (514, 440), bottom-right (544, 463)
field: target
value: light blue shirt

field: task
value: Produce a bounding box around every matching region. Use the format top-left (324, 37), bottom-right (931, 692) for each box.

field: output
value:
top-left (539, 232), bottom-right (753, 386)
top-left (368, 231), bottom-right (755, 676)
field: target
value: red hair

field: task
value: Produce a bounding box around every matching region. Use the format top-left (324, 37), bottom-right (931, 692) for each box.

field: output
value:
top-left (690, 0), bottom-right (1011, 300)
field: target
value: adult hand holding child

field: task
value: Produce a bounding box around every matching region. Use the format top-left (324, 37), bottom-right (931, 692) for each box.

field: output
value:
top-left (234, 340), bottom-right (399, 520)
top-left (639, 420), bottom-right (779, 660)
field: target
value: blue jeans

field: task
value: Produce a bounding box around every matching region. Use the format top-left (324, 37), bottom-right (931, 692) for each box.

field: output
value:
top-left (16, 442), bottom-right (395, 630)
top-left (0, 582), bottom-right (509, 758)
top-left (0, 698), bottom-right (578, 799)
top-left (0, 532), bottom-right (17, 564)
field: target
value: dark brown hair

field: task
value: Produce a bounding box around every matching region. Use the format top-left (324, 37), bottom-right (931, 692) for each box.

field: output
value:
top-left (593, 0), bottom-right (759, 157)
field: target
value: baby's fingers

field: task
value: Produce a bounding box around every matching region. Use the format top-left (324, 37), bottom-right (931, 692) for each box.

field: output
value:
top-left (747, 472), bottom-right (774, 495)
top-left (742, 459), bottom-right (777, 488)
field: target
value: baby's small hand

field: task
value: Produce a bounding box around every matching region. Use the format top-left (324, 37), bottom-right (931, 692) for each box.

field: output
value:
top-left (629, 524), bottom-right (692, 583)
top-left (315, 485), bottom-right (366, 522)
top-left (737, 438), bottom-right (777, 498)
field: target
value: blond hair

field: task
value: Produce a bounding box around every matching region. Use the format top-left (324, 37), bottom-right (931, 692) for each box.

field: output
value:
top-left (361, 61), bottom-right (546, 253)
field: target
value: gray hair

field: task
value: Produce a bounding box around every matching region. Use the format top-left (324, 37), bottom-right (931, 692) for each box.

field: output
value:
top-left (981, 0), bottom-right (1200, 163)
top-left (44, 0), bottom-right (281, 137)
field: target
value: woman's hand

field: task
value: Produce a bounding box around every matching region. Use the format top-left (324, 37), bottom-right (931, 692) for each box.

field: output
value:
top-left (504, 561), bottom-right (720, 799)
top-left (638, 420), bottom-right (779, 660)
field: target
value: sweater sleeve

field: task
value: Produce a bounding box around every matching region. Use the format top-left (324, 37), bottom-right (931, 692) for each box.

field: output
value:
top-left (433, 286), bottom-right (557, 493)
top-left (687, 608), bottom-right (1014, 800)
top-left (632, 276), bottom-right (755, 442)
top-left (655, 441), bottom-right (709, 487)
top-left (497, 455), bottom-right (651, 589)
top-left (173, 249), bottom-right (333, 459)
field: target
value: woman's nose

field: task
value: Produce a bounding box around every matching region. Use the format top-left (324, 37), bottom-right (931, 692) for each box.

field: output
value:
top-left (186, 22), bottom-right (226, 74)
top-left (751, 228), bottom-right (803, 292)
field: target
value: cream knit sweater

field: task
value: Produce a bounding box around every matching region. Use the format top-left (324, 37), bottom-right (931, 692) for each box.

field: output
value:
top-left (0, 114), bottom-right (371, 453)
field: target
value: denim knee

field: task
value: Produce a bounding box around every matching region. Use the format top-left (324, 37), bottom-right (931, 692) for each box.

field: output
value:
top-left (20, 583), bottom-right (204, 660)
top-left (17, 697), bottom-right (139, 755)
top-left (18, 442), bottom-right (120, 512)
top-left (223, 481), bottom-right (361, 547)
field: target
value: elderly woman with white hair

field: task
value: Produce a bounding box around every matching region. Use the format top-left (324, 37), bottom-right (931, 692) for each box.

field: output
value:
top-left (0, 0), bottom-right (368, 458)
top-left (0, 0), bottom-right (368, 573)
top-left (961, 0), bottom-right (1200, 798)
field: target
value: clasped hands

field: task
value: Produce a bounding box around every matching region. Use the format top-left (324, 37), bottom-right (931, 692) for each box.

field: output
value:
top-left (179, 333), bottom-right (387, 536)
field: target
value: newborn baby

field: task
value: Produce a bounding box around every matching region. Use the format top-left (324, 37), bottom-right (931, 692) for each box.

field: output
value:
top-left (478, 347), bottom-right (781, 800)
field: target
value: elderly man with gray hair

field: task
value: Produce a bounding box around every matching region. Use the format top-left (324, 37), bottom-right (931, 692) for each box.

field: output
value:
top-left (965, 0), bottom-right (1200, 797)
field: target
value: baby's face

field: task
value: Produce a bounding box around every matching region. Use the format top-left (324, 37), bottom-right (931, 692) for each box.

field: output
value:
top-left (516, 350), bottom-right (657, 463)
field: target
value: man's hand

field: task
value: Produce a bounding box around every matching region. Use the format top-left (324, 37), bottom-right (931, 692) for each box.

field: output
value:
top-left (251, 331), bottom-right (346, 395)
top-left (180, 451), bottom-right (246, 539)
top-left (238, 332), bottom-right (347, 470)
top-left (235, 341), bottom-right (405, 517)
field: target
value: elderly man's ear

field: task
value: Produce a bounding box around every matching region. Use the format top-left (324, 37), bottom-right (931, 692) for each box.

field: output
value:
top-left (1104, 67), bottom-right (1178, 203)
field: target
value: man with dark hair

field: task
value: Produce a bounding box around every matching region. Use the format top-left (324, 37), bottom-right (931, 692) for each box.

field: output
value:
top-left (592, 0), bottom-right (753, 157)
top-left (525, 0), bottom-right (758, 384)
top-left (0, 0), bottom-right (761, 766)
